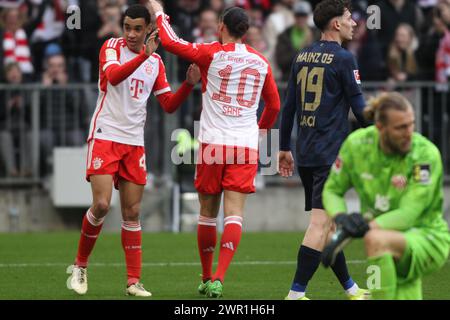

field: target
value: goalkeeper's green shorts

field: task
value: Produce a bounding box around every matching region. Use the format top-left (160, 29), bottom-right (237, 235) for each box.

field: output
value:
top-left (396, 228), bottom-right (449, 283)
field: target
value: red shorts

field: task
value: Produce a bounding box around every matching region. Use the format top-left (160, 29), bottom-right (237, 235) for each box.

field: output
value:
top-left (194, 143), bottom-right (258, 195)
top-left (86, 139), bottom-right (147, 189)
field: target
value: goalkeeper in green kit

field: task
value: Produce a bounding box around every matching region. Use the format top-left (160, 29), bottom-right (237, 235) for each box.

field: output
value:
top-left (322, 92), bottom-right (450, 299)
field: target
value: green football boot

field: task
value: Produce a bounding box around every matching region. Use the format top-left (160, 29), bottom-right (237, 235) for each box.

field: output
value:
top-left (198, 280), bottom-right (211, 295)
top-left (206, 280), bottom-right (223, 298)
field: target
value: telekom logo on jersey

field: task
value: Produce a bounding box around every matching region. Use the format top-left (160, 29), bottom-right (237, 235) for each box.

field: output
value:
top-left (130, 78), bottom-right (144, 99)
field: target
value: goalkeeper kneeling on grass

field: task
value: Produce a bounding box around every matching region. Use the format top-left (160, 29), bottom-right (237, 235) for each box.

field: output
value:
top-left (322, 92), bottom-right (450, 300)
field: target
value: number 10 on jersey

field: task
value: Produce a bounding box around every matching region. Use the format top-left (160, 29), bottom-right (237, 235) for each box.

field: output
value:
top-left (212, 64), bottom-right (261, 108)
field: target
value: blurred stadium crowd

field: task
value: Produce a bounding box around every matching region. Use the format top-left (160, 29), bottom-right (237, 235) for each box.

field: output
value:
top-left (0, 0), bottom-right (449, 179)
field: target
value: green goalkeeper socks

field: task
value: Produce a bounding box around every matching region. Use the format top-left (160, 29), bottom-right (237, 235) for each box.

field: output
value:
top-left (367, 253), bottom-right (397, 300)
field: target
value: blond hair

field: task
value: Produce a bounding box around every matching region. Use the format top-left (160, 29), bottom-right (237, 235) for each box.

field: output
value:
top-left (364, 92), bottom-right (413, 124)
top-left (387, 23), bottom-right (418, 78)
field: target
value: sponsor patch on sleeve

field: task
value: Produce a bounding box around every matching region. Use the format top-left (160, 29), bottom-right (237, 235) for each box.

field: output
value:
top-left (413, 164), bottom-right (431, 184)
top-left (105, 48), bottom-right (118, 62)
top-left (332, 156), bottom-right (343, 174)
top-left (353, 70), bottom-right (361, 84)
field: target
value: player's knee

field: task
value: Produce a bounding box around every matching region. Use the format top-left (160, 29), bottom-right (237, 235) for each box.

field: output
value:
top-left (93, 199), bottom-right (110, 215)
top-left (122, 204), bottom-right (141, 221)
top-left (364, 230), bottom-right (386, 253)
top-left (309, 214), bottom-right (332, 234)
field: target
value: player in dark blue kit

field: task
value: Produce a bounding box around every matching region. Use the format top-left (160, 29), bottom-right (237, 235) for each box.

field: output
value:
top-left (278, 0), bottom-right (369, 300)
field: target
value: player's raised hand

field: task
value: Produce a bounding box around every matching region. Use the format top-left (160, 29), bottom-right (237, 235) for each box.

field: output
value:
top-left (278, 151), bottom-right (294, 177)
top-left (186, 64), bottom-right (201, 85)
top-left (146, 0), bottom-right (164, 14)
top-left (144, 29), bottom-right (160, 56)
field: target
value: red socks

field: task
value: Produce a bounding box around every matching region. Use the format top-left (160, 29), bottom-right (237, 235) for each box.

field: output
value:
top-left (75, 209), bottom-right (104, 268)
top-left (197, 216), bottom-right (217, 281)
top-left (75, 210), bottom-right (142, 286)
top-left (121, 221), bottom-right (142, 286)
top-left (214, 216), bottom-right (243, 283)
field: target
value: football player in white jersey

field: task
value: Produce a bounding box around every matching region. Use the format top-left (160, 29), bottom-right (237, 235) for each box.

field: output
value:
top-left (147, 0), bottom-right (281, 298)
top-left (66, 4), bottom-right (200, 297)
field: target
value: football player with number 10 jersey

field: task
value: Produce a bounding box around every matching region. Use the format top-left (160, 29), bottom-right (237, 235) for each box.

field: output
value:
top-left (148, 0), bottom-right (280, 298)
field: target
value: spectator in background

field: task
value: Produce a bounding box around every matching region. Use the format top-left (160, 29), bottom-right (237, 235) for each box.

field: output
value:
top-left (245, 25), bottom-right (269, 57)
top-left (192, 8), bottom-right (219, 43)
top-left (0, 62), bottom-right (32, 177)
top-left (0, 7), bottom-right (34, 81)
top-left (28, 0), bottom-right (67, 77)
top-left (62, 0), bottom-right (101, 83)
top-left (40, 44), bottom-right (84, 176)
top-left (375, 0), bottom-right (424, 58)
top-left (41, 44), bottom-right (67, 85)
top-left (233, 0), bottom-right (273, 16)
top-left (263, 0), bottom-right (297, 80)
top-left (210, 0), bottom-right (225, 13)
top-left (275, 0), bottom-right (313, 81)
top-left (97, 2), bottom-right (123, 44)
top-left (170, 0), bottom-right (203, 81)
top-left (416, 2), bottom-right (447, 80)
top-left (387, 23), bottom-right (418, 84)
top-left (435, 0), bottom-right (450, 91)
top-left (346, 10), bottom-right (385, 81)
top-left (247, 5), bottom-right (265, 28)
top-left (417, 0), bottom-right (438, 32)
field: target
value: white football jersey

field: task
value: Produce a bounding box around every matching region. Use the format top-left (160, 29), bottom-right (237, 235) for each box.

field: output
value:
top-left (88, 38), bottom-right (171, 146)
top-left (157, 13), bottom-right (279, 150)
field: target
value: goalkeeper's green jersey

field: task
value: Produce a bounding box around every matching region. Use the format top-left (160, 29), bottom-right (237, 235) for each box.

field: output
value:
top-left (323, 126), bottom-right (450, 237)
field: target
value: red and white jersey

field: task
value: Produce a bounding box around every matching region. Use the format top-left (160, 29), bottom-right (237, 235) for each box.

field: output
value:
top-left (88, 37), bottom-right (171, 146)
top-left (157, 13), bottom-right (280, 151)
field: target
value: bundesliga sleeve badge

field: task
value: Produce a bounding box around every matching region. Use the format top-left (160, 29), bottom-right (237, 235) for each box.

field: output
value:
top-left (413, 164), bottom-right (431, 184)
top-left (105, 48), bottom-right (117, 62)
top-left (353, 70), bottom-right (361, 84)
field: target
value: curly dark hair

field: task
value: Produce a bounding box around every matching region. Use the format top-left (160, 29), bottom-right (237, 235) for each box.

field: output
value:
top-left (124, 4), bottom-right (151, 25)
top-left (313, 0), bottom-right (352, 31)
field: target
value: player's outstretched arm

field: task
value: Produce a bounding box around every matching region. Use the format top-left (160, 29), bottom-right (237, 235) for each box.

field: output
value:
top-left (147, 0), bottom-right (209, 64)
top-left (156, 64), bottom-right (201, 113)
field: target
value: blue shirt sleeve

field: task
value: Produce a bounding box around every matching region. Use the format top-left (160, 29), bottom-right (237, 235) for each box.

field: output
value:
top-left (340, 52), bottom-right (362, 97)
top-left (280, 58), bottom-right (298, 151)
top-left (340, 52), bottom-right (367, 126)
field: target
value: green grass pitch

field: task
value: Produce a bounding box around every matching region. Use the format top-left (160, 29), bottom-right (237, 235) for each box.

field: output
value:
top-left (0, 232), bottom-right (448, 300)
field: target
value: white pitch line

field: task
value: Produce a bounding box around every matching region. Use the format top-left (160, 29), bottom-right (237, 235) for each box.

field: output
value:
top-left (1, 260), bottom-right (449, 268)
top-left (4, 259), bottom-right (449, 268)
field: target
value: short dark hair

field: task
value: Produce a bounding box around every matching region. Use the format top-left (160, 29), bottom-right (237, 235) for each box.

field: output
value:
top-left (220, 7), bottom-right (249, 38)
top-left (124, 4), bottom-right (151, 25)
top-left (313, 0), bottom-right (352, 31)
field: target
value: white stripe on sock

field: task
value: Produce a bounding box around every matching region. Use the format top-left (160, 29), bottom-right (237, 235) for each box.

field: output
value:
top-left (122, 221), bottom-right (141, 232)
top-left (86, 209), bottom-right (104, 226)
